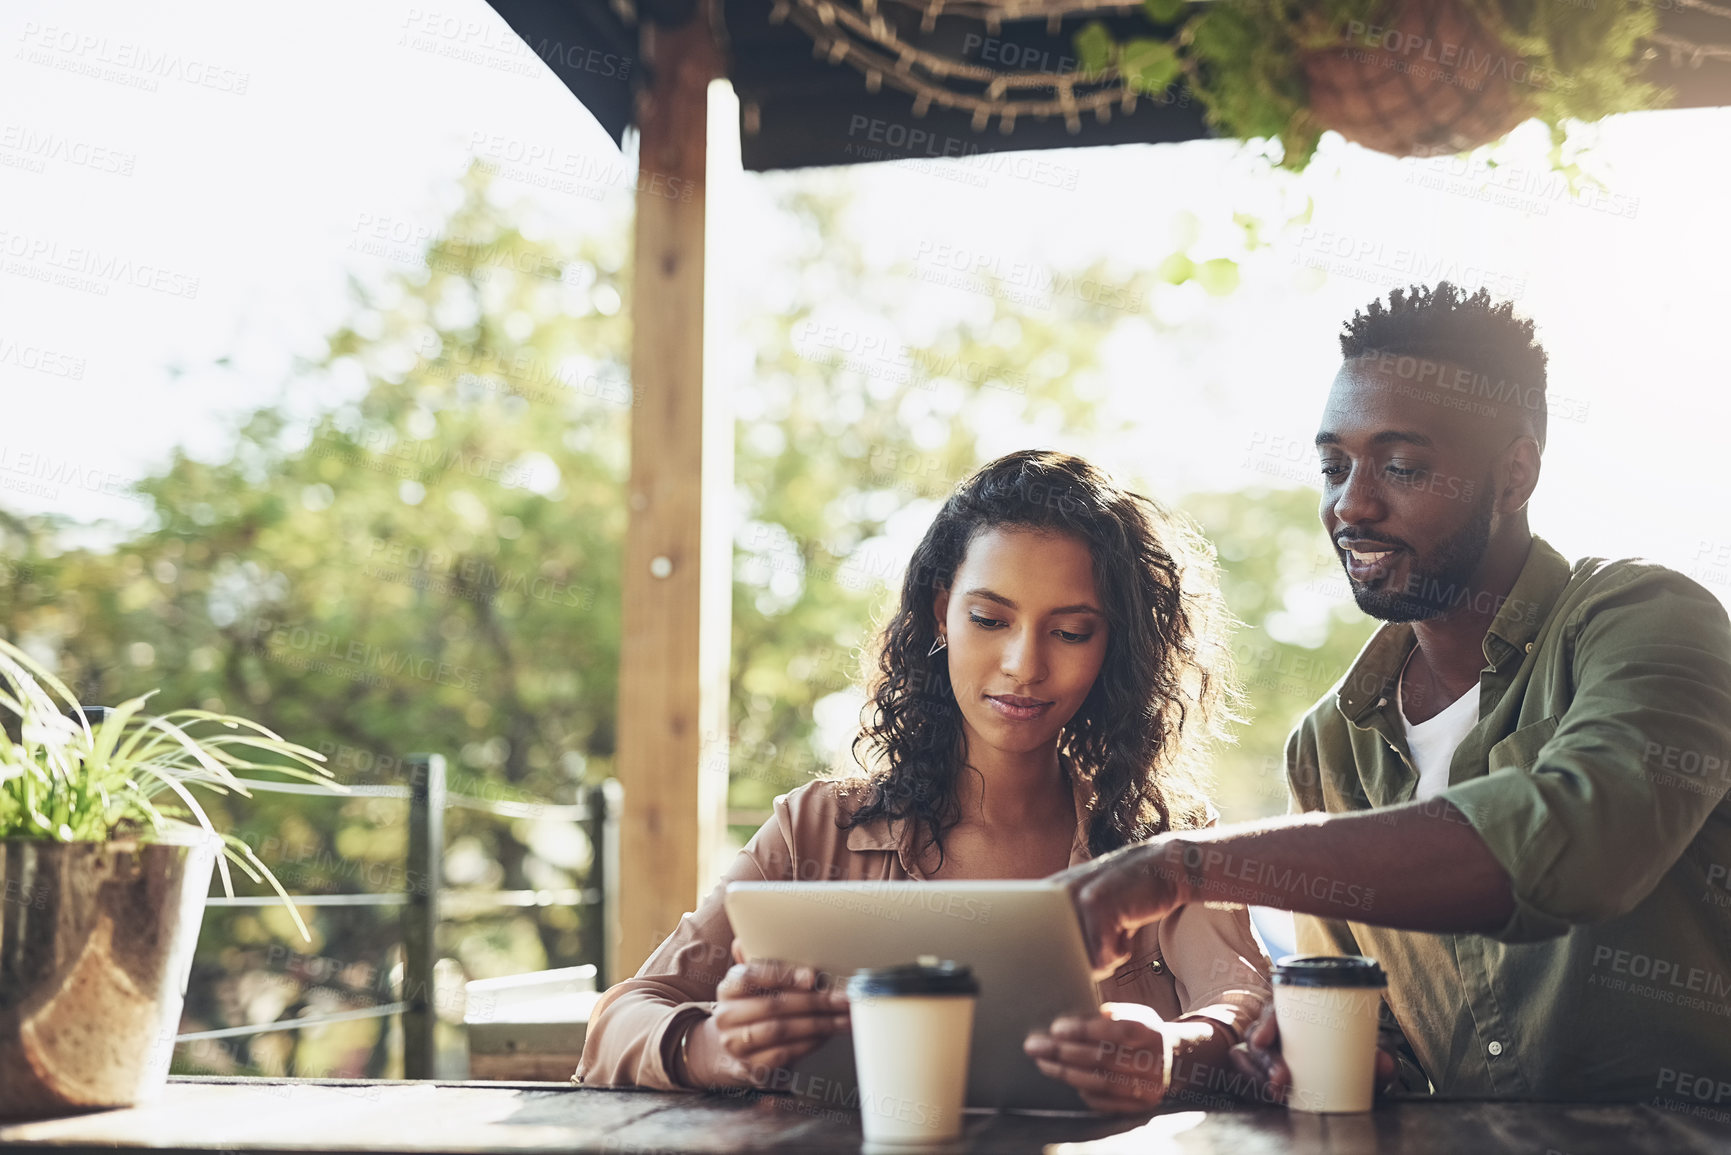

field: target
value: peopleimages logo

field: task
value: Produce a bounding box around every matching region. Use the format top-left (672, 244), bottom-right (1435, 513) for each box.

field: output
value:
top-left (0, 445), bottom-right (139, 503)
top-left (1290, 228), bottom-right (1527, 299)
top-left (249, 618), bottom-right (484, 692)
top-left (1403, 154), bottom-right (1640, 220)
top-left (0, 230), bottom-right (200, 299)
top-left (17, 22), bottom-right (251, 94)
top-left (1342, 20), bottom-right (1559, 91)
top-left (469, 131), bottom-right (692, 203)
top-left (843, 117), bottom-right (1082, 190)
top-left (1590, 945), bottom-right (1731, 1014)
top-left (911, 240), bottom-right (1143, 312)
top-left (364, 539), bottom-right (594, 610)
top-left (0, 335), bottom-right (86, 380)
top-left (1657, 1067), bottom-right (1731, 1107)
top-left (0, 123), bottom-right (136, 176)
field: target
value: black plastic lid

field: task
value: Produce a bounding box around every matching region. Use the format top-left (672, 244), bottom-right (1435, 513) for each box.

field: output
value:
top-left (1272, 954), bottom-right (1387, 988)
top-left (847, 958), bottom-right (978, 997)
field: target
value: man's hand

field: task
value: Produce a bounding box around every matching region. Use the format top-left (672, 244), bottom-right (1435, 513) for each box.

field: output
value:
top-left (681, 956), bottom-right (849, 1089)
top-left (1023, 1003), bottom-right (1175, 1113)
top-left (1058, 836), bottom-right (1195, 977)
top-left (1226, 1005), bottom-right (1398, 1105)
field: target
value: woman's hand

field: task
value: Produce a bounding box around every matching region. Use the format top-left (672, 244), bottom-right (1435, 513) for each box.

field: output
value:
top-left (680, 956), bottom-right (850, 1089)
top-left (1023, 1002), bottom-right (1175, 1113)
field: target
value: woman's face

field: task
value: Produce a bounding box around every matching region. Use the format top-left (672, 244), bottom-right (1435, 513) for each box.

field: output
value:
top-left (933, 526), bottom-right (1109, 761)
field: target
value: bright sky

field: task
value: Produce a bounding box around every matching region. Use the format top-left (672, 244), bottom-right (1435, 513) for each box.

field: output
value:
top-left (6, 0), bottom-right (1731, 609)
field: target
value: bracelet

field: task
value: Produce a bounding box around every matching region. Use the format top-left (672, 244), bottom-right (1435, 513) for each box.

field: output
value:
top-left (673, 1014), bottom-right (703, 1088)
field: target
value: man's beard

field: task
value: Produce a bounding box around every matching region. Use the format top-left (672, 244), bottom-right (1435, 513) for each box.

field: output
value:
top-left (1349, 484), bottom-right (1494, 623)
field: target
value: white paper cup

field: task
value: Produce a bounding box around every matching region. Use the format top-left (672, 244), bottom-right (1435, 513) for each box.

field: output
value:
top-left (1272, 955), bottom-right (1388, 1114)
top-left (847, 960), bottom-right (978, 1145)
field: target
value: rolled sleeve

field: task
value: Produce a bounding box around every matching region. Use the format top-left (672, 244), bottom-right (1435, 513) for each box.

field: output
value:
top-left (575, 811), bottom-right (790, 1089)
top-left (1160, 894), bottom-right (1272, 1044)
top-left (1445, 574), bottom-right (1731, 943)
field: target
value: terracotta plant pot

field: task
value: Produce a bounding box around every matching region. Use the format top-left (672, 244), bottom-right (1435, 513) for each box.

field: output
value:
top-left (1300, 0), bottom-right (1535, 158)
top-left (0, 828), bottom-right (216, 1119)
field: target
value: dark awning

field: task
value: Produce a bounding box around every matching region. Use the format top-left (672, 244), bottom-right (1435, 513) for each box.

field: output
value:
top-left (482, 0), bottom-right (645, 147)
top-left (484, 0), bottom-right (1731, 171)
top-left (723, 2), bottom-right (1212, 169)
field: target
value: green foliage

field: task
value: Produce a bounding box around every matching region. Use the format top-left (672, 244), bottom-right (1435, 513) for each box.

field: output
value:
top-left (1193, 257), bottom-right (1241, 296)
top-left (1119, 38), bottom-right (1183, 96)
top-left (0, 636), bottom-right (336, 938)
top-left (1490, 0), bottom-right (1667, 172)
top-left (1183, 0), bottom-right (1327, 164)
top-left (1075, 21), bottom-right (1115, 75)
top-left (1080, 0), bottom-right (1665, 170)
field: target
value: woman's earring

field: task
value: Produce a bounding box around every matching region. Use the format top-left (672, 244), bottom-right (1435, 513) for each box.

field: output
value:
top-left (926, 634), bottom-right (948, 658)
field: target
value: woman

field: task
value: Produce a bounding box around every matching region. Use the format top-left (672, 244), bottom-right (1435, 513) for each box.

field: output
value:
top-left (577, 450), bottom-right (1270, 1111)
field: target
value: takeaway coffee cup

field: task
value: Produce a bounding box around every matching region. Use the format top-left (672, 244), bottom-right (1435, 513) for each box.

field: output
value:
top-left (1272, 954), bottom-right (1388, 1114)
top-left (847, 959), bottom-right (978, 1145)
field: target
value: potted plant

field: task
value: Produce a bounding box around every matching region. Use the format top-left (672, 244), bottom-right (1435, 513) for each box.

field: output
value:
top-left (1077, 0), bottom-right (1666, 168)
top-left (0, 637), bottom-right (336, 1118)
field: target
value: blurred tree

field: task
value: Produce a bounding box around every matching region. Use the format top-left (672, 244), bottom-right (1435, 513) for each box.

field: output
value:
top-left (1183, 486), bottom-right (1376, 821)
top-left (726, 185), bottom-right (1148, 820)
top-left (0, 161), bottom-right (1355, 1079)
top-left (3, 163), bottom-right (635, 1077)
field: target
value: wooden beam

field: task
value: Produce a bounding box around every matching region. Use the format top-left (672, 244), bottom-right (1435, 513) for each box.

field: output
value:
top-left (616, 8), bottom-right (730, 980)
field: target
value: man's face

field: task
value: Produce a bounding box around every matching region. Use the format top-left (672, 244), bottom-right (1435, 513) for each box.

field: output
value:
top-left (1316, 357), bottom-right (1502, 622)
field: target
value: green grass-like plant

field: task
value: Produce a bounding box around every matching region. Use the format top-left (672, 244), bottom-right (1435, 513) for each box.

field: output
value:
top-left (0, 636), bottom-right (341, 940)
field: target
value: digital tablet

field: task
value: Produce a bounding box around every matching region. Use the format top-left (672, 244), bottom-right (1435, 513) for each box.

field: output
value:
top-left (723, 879), bottom-right (1101, 1112)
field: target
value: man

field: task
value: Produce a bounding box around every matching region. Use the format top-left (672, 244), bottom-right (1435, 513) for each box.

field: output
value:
top-left (1051, 282), bottom-right (1731, 1104)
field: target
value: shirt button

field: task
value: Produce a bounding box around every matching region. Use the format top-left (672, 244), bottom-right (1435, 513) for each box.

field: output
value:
top-left (1376, 697), bottom-right (1388, 708)
top-left (1149, 959), bottom-right (1165, 975)
top-left (1488, 1041), bottom-right (1504, 1057)
top-left (1523, 643), bottom-right (1534, 654)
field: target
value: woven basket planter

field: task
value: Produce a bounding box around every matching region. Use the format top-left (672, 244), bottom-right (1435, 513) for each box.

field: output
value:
top-left (1300, 0), bottom-right (1535, 157)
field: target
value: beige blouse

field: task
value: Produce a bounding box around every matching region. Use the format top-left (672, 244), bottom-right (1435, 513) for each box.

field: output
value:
top-left (577, 778), bottom-right (1272, 1090)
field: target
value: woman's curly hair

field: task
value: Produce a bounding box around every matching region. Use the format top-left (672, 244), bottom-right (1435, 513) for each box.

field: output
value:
top-left (839, 449), bottom-right (1243, 866)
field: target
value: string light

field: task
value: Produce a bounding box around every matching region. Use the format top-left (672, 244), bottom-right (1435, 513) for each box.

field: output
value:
top-left (779, 0), bottom-right (1160, 137)
top-left (1648, 0), bottom-right (1731, 67)
top-left (721, 2), bottom-right (1729, 139)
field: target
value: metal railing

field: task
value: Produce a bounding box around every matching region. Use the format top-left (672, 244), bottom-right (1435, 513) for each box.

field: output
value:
top-left (177, 754), bottom-right (621, 1078)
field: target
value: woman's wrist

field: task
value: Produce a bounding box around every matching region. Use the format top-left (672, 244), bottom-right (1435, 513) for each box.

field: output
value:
top-left (668, 1012), bottom-right (711, 1089)
top-left (1162, 1017), bottom-right (1236, 1101)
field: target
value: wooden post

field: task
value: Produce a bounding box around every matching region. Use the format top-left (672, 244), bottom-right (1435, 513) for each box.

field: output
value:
top-left (616, 9), bottom-right (731, 979)
top-left (403, 753), bottom-right (445, 1079)
top-left (579, 778), bottom-right (624, 988)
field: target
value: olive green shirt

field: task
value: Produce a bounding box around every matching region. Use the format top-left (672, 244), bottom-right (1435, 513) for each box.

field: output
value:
top-left (1287, 536), bottom-right (1731, 1101)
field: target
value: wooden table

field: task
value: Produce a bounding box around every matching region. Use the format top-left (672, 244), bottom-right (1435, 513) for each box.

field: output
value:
top-left (1, 1078), bottom-right (1729, 1154)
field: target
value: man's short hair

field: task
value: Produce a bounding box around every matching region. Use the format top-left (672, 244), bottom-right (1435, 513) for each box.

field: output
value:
top-left (1339, 282), bottom-right (1549, 451)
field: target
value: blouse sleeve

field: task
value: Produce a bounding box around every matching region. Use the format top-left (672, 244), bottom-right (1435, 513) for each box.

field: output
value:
top-left (1157, 899), bottom-right (1272, 1044)
top-left (574, 808), bottom-right (795, 1090)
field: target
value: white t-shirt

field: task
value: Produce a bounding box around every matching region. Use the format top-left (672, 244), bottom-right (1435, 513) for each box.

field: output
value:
top-left (1398, 659), bottom-right (1481, 800)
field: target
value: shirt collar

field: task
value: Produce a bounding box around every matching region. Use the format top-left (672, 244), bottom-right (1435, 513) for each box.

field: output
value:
top-left (844, 812), bottom-right (900, 855)
top-left (1335, 535), bottom-right (1572, 726)
top-left (1482, 535), bottom-right (1572, 664)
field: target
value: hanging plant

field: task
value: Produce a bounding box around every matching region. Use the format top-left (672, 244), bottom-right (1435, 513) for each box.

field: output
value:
top-left (1077, 0), bottom-right (1667, 169)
